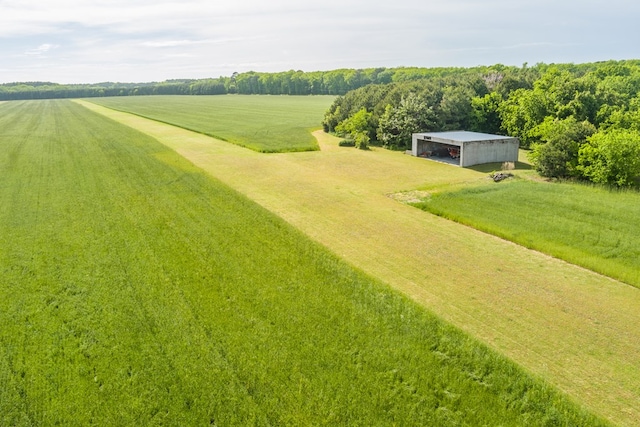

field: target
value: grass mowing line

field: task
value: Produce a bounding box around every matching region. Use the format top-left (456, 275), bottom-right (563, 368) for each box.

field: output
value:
top-left (77, 98), bottom-right (640, 426)
top-left (89, 95), bottom-right (335, 153)
top-left (1, 99), bottom-right (607, 425)
top-left (411, 179), bottom-right (640, 289)
top-left (78, 102), bottom-right (233, 141)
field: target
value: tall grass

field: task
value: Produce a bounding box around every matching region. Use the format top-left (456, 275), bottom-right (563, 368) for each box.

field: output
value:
top-left (413, 179), bottom-right (640, 288)
top-left (0, 100), bottom-right (605, 425)
top-left (89, 95), bottom-right (334, 153)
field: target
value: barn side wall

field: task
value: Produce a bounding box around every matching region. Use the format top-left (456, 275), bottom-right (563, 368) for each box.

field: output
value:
top-left (411, 135), bottom-right (419, 156)
top-left (461, 139), bottom-right (519, 167)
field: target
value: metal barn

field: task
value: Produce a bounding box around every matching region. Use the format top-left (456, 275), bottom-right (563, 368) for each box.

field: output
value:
top-left (411, 131), bottom-right (519, 167)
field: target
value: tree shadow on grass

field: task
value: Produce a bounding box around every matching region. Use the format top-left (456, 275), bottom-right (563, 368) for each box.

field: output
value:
top-left (469, 161), bottom-right (533, 173)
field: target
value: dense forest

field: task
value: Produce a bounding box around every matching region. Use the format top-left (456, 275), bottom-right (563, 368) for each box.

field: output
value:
top-left (323, 60), bottom-right (640, 187)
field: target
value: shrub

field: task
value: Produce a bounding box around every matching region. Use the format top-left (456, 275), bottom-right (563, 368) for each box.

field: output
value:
top-left (354, 132), bottom-right (370, 150)
top-left (338, 139), bottom-right (355, 147)
top-left (577, 129), bottom-right (640, 186)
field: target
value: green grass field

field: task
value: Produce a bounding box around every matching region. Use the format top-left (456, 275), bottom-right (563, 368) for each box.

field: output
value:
top-left (411, 179), bottom-right (640, 288)
top-left (79, 99), bottom-right (640, 426)
top-left (0, 99), bottom-right (606, 425)
top-left (89, 95), bottom-right (334, 153)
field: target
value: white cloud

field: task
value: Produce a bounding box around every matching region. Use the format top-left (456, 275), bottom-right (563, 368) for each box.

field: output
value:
top-left (141, 40), bottom-right (197, 48)
top-left (24, 43), bottom-right (59, 56)
top-left (140, 37), bottom-right (256, 48)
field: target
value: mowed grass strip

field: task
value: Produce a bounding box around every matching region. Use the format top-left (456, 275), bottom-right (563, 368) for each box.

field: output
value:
top-left (77, 99), bottom-right (640, 425)
top-left (0, 99), bottom-right (605, 425)
top-left (412, 179), bottom-right (640, 288)
top-left (90, 94), bottom-right (334, 153)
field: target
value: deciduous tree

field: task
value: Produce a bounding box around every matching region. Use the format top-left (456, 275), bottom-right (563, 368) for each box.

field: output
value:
top-left (577, 129), bottom-right (640, 187)
top-left (335, 108), bottom-right (373, 149)
top-left (529, 117), bottom-right (596, 178)
top-left (376, 93), bottom-right (436, 149)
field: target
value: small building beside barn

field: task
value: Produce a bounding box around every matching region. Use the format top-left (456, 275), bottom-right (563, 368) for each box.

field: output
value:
top-left (411, 131), bottom-right (519, 167)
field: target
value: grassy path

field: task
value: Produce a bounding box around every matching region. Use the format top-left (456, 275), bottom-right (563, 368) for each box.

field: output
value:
top-left (78, 100), bottom-right (640, 425)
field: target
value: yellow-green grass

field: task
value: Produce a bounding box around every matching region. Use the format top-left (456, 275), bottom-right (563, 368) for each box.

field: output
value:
top-left (79, 99), bottom-right (640, 426)
top-left (412, 179), bottom-right (640, 288)
top-left (1, 99), bottom-right (604, 425)
top-left (89, 94), bottom-right (334, 153)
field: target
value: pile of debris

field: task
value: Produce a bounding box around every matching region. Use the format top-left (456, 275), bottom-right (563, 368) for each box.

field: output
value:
top-left (491, 172), bottom-right (514, 182)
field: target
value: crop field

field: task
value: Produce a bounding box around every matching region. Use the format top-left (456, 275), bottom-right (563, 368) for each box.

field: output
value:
top-left (77, 98), bottom-right (640, 426)
top-left (90, 95), bottom-right (334, 153)
top-left (411, 179), bottom-right (640, 288)
top-left (0, 99), bottom-right (607, 425)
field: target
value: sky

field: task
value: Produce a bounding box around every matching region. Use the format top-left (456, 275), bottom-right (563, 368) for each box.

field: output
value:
top-left (0, 0), bottom-right (638, 84)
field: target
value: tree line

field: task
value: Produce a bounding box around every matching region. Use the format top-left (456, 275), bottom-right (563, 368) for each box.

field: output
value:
top-left (0, 65), bottom-right (531, 100)
top-left (0, 79), bottom-right (227, 100)
top-left (323, 60), bottom-right (640, 187)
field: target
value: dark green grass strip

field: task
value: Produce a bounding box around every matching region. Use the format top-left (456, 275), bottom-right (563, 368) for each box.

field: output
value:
top-left (0, 100), bottom-right (606, 425)
top-left (413, 179), bottom-right (640, 288)
top-left (89, 95), bottom-right (334, 153)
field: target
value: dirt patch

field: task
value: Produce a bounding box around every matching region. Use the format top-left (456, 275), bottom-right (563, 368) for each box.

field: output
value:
top-left (388, 190), bottom-right (431, 204)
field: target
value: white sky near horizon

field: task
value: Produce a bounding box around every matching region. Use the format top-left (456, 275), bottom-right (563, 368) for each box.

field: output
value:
top-left (0, 0), bottom-right (638, 84)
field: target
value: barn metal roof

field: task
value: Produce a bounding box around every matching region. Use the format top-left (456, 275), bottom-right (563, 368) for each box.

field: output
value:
top-left (414, 131), bottom-right (516, 143)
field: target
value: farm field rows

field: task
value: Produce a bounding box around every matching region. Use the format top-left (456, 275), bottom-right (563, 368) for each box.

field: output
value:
top-left (91, 95), bottom-right (335, 153)
top-left (78, 98), bottom-right (640, 426)
top-left (0, 99), bottom-right (604, 425)
top-left (411, 180), bottom-right (640, 288)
